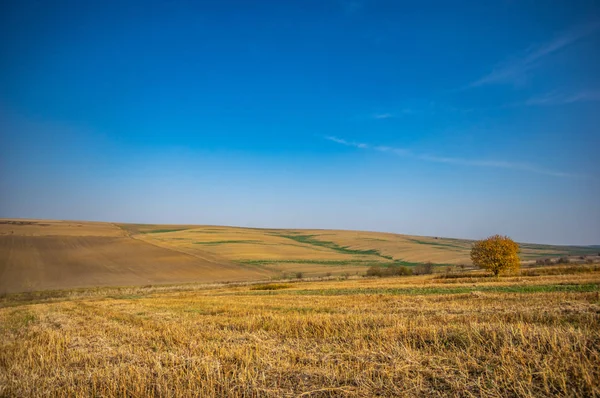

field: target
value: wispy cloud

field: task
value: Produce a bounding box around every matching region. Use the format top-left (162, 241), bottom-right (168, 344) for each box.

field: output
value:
top-left (325, 136), bottom-right (370, 149)
top-left (369, 108), bottom-right (423, 119)
top-left (369, 104), bottom-right (474, 119)
top-left (470, 21), bottom-right (600, 87)
top-left (324, 136), bottom-right (578, 178)
top-left (520, 90), bottom-right (600, 106)
top-left (373, 113), bottom-right (394, 119)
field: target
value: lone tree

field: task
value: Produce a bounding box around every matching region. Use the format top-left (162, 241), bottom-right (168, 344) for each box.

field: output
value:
top-left (470, 235), bottom-right (520, 277)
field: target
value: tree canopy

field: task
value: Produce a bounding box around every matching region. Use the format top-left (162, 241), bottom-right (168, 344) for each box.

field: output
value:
top-left (470, 235), bottom-right (520, 276)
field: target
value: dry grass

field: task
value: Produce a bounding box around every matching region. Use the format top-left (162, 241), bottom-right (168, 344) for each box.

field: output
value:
top-left (1, 272), bottom-right (599, 397)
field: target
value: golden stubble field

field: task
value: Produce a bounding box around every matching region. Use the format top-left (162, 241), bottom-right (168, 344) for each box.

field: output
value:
top-left (1, 270), bottom-right (599, 397)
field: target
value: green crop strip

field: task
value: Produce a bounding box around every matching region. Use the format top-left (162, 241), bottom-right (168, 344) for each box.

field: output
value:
top-left (392, 260), bottom-right (453, 267)
top-left (239, 259), bottom-right (386, 265)
top-left (194, 240), bottom-right (261, 245)
top-left (406, 238), bottom-right (466, 250)
top-left (520, 243), bottom-right (598, 256)
top-left (276, 234), bottom-right (394, 259)
top-left (230, 283), bottom-right (599, 297)
top-left (239, 259), bottom-right (452, 268)
top-left (142, 228), bottom-right (190, 234)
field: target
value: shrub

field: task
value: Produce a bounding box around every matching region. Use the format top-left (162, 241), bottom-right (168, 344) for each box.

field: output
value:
top-left (558, 257), bottom-right (570, 264)
top-left (250, 284), bottom-right (289, 291)
top-left (435, 272), bottom-right (482, 279)
top-left (544, 259), bottom-right (554, 265)
top-left (366, 265), bottom-right (412, 277)
top-left (470, 235), bottom-right (520, 277)
top-left (295, 272), bottom-right (304, 279)
top-left (395, 266), bottom-right (412, 276)
top-left (521, 265), bottom-right (599, 276)
top-left (414, 262), bottom-right (434, 275)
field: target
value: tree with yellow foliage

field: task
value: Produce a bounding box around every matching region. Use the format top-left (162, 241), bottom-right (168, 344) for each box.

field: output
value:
top-left (470, 235), bottom-right (520, 277)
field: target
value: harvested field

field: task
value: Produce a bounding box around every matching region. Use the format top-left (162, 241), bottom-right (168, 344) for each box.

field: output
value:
top-left (0, 219), bottom-right (125, 237)
top-left (1, 272), bottom-right (599, 397)
top-left (0, 221), bottom-right (270, 293)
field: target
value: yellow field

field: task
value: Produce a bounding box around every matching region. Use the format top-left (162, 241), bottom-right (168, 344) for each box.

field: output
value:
top-left (122, 223), bottom-right (598, 279)
top-left (1, 270), bottom-right (599, 397)
top-left (126, 225), bottom-right (472, 264)
top-left (1, 219), bottom-right (597, 294)
top-left (123, 223), bottom-right (596, 265)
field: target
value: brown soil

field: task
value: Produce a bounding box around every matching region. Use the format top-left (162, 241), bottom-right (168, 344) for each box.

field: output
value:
top-left (0, 227), bottom-right (270, 293)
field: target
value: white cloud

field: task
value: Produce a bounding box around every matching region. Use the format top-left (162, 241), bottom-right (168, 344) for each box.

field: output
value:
top-left (373, 113), bottom-right (393, 119)
top-left (324, 136), bottom-right (578, 178)
top-left (500, 89), bottom-right (600, 107)
top-left (522, 90), bottom-right (600, 106)
top-left (470, 21), bottom-right (600, 87)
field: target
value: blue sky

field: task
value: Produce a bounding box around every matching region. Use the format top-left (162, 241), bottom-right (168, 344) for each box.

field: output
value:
top-left (1, 0), bottom-right (599, 245)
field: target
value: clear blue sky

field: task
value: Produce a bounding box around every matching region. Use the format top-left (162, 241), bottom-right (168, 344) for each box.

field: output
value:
top-left (1, 0), bottom-right (599, 245)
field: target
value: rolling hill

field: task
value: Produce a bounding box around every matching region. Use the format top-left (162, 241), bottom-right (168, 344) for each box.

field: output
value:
top-left (1, 219), bottom-right (597, 293)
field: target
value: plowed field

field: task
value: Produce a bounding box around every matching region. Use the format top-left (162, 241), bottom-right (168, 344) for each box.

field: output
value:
top-left (0, 221), bottom-right (270, 293)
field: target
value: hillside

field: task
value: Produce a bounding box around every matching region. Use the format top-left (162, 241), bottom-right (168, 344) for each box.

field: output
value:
top-left (121, 222), bottom-right (598, 274)
top-left (1, 219), bottom-right (597, 293)
top-left (0, 220), bottom-right (269, 293)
